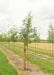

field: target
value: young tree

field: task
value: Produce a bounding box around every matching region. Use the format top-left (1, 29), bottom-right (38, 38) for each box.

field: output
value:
top-left (47, 23), bottom-right (54, 43)
top-left (32, 27), bottom-right (40, 53)
top-left (8, 25), bottom-right (18, 42)
top-left (19, 11), bottom-right (33, 71)
top-left (7, 25), bottom-right (18, 51)
top-left (3, 33), bottom-right (8, 42)
top-left (0, 34), bottom-right (2, 42)
top-left (47, 23), bottom-right (54, 56)
top-left (33, 27), bottom-right (40, 42)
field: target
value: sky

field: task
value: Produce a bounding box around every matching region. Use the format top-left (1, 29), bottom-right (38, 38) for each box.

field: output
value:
top-left (0, 0), bottom-right (54, 39)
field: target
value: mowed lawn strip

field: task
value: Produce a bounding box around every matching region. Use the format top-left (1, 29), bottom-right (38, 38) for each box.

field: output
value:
top-left (5, 42), bottom-right (54, 52)
top-left (0, 43), bottom-right (54, 74)
top-left (0, 50), bottom-right (20, 75)
top-left (6, 42), bottom-right (54, 57)
top-left (13, 42), bottom-right (54, 52)
top-left (15, 44), bottom-right (54, 58)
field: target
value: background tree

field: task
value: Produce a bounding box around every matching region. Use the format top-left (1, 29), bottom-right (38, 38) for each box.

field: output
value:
top-left (0, 33), bottom-right (3, 42)
top-left (0, 33), bottom-right (8, 42)
top-left (32, 27), bottom-right (40, 53)
top-left (3, 33), bottom-right (8, 42)
top-left (47, 23), bottom-right (54, 43)
top-left (47, 23), bottom-right (54, 56)
top-left (7, 25), bottom-right (18, 51)
top-left (8, 25), bottom-right (18, 42)
top-left (33, 27), bottom-right (40, 42)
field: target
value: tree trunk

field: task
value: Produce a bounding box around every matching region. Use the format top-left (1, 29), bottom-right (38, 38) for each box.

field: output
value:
top-left (23, 43), bottom-right (26, 71)
top-left (9, 41), bottom-right (10, 50)
top-left (52, 42), bottom-right (53, 57)
top-left (35, 42), bottom-right (36, 54)
top-left (14, 42), bottom-right (15, 53)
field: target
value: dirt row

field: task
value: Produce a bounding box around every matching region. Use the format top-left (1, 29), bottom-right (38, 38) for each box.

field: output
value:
top-left (0, 44), bottom-right (48, 75)
top-left (2, 42), bottom-right (54, 62)
top-left (15, 43), bottom-right (54, 54)
top-left (5, 43), bottom-right (54, 63)
top-left (4, 42), bottom-right (54, 54)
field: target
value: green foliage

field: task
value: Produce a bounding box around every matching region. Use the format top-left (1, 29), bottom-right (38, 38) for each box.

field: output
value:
top-left (0, 12), bottom-right (40, 43)
top-left (32, 27), bottom-right (40, 42)
top-left (0, 25), bottom-right (18, 42)
top-left (0, 33), bottom-right (3, 42)
top-left (19, 11), bottom-right (33, 46)
top-left (7, 25), bottom-right (18, 42)
top-left (40, 40), bottom-right (48, 43)
top-left (47, 23), bottom-right (54, 43)
top-left (0, 33), bottom-right (8, 42)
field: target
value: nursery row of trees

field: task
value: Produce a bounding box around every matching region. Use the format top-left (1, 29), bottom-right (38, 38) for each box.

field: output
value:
top-left (0, 12), bottom-right (54, 43)
top-left (0, 26), bottom-right (40, 43)
top-left (0, 12), bottom-right (40, 70)
top-left (0, 12), bottom-right (54, 70)
top-left (0, 14), bottom-right (40, 43)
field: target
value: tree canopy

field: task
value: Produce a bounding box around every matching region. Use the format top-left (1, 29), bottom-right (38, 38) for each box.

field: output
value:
top-left (32, 27), bottom-right (40, 43)
top-left (47, 23), bottom-right (54, 43)
top-left (19, 11), bottom-right (33, 46)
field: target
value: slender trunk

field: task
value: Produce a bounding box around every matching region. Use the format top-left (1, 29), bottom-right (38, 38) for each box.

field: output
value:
top-left (35, 42), bottom-right (36, 54)
top-left (49, 42), bottom-right (50, 51)
top-left (14, 42), bottom-right (15, 53)
top-left (23, 43), bottom-right (26, 71)
top-left (52, 42), bottom-right (53, 57)
top-left (52, 32), bottom-right (53, 57)
top-left (9, 42), bottom-right (10, 50)
top-left (13, 36), bottom-right (15, 54)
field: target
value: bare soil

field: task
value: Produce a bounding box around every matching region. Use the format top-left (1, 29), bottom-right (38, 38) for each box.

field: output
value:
top-left (9, 44), bottom-right (54, 63)
top-left (3, 42), bottom-right (54, 62)
top-left (15, 43), bottom-right (54, 54)
top-left (15, 42), bottom-right (54, 51)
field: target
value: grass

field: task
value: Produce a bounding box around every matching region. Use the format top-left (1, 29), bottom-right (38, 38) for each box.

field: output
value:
top-left (28, 48), bottom-right (54, 57)
top-left (4, 42), bottom-right (54, 52)
top-left (6, 42), bottom-right (54, 57)
top-left (0, 43), bottom-right (54, 74)
top-left (0, 50), bottom-right (20, 75)
top-left (28, 54), bottom-right (54, 74)
top-left (14, 42), bottom-right (54, 52)
top-left (29, 46), bottom-right (54, 52)
top-left (9, 42), bottom-right (54, 53)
